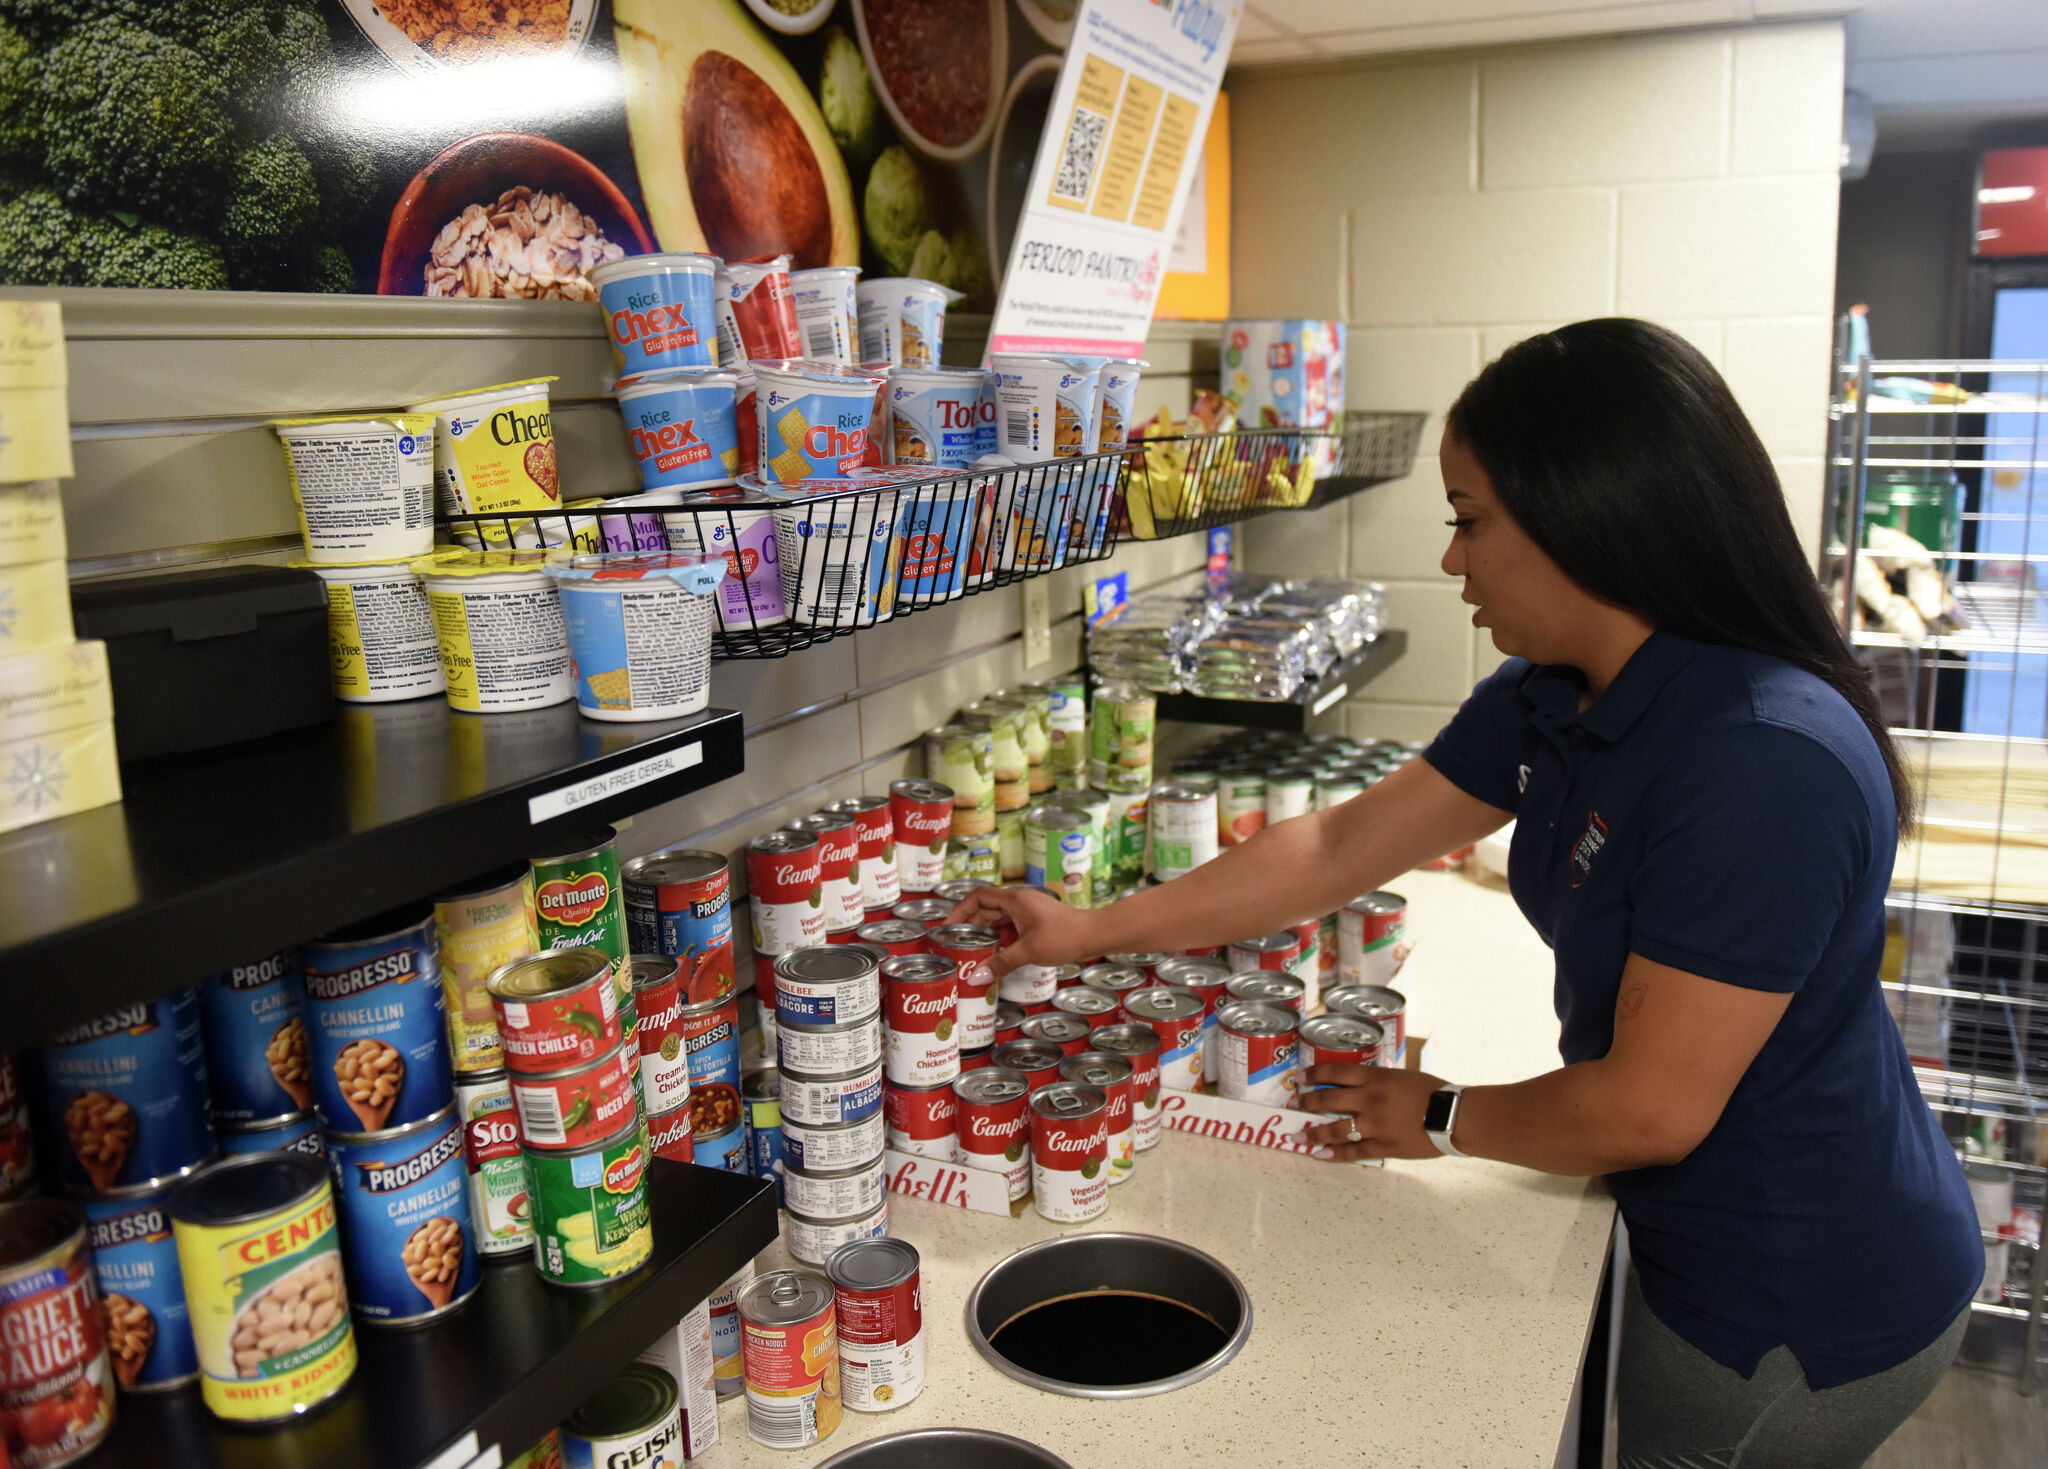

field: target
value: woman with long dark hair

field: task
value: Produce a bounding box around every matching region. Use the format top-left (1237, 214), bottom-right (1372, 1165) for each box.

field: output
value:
top-left (950, 320), bottom-right (1981, 1467)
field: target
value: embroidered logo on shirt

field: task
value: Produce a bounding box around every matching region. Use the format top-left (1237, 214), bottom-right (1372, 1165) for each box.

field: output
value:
top-left (1518, 763), bottom-right (1531, 794)
top-left (1570, 812), bottom-right (1608, 888)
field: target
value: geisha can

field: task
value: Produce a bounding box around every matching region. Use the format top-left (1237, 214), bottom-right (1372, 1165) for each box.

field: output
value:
top-left (889, 779), bottom-right (953, 894)
top-left (822, 795), bottom-right (901, 912)
top-left (951, 1067), bottom-right (1030, 1199)
top-left (746, 831), bottom-right (826, 956)
top-left (1028, 1084), bottom-right (1109, 1224)
top-left (1087, 1022), bottom-right (1163, 1151)
top-left (880, 956), bottom-right (958, 1087)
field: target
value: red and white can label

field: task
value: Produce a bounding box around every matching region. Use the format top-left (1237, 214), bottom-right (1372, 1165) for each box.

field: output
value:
top-left (953, 967), bottom-right (997, 1051)
top-left (1337, 894), bottom-right (1409, 986)
top-left (834, 1272), bottom-right (923, 1413)
top-left (494, 971), bottom-right (621, 1075)
top-left (883, 974), bottom-right (959, 1087)
top-left (998, 964), bottom-right (1057, 1005)
top-left (883, 1082), bottom-right (956, 1161)
top-left (1029, 1110), bottom-right (1109, 1224)
top-left (778, 1019), bottom-right (883, 1078)
top-left (810, 823), bottom-right (865, 933)
top-left (1125, 1002), bottom-right (1202, 1092)
top-left (0, 1222), bottom-right (112, 1466)
top-left (954, 1100), bottom-right (1029, 1200)
top-left (1220, 1024), bottom-right (1299, 1108)
top-left (647, 1104), bottom-right (695, 1162)
top-left (846, 804), bottom-right (900, 911)
top-left (1227, 936), bottom-right (1300, 973)
top-left (1098, 1078), bottom-right (1134, 1186)
top-left (1098, 1038), bottom-right (1163, 1152)
top-left (635, 978), bottom-right (693, 1116)
top-left (890, 789), bottom-right (951, 893)
top-left (747, 841), bottom-right (826, 956)
top-left (509, 1043), bottom-right (639, 1150)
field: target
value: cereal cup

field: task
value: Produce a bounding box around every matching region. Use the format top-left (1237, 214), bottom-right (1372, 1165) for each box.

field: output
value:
top-left (590, 252), bottom-right (719, 375)
top-left (886, 368), bottom-right (987, 470)
top-left (893, 482), bottom-right (977, 608)
top-left (788, 266), bottom-right (862, 365)
top-left (752, 360), bottom-right (889, 483)
top-left (1058, 358), bottom-right (1104, 451)
top-left (734, 364), bottom-right (760, 479)
top-left (771, 487), bottom-right (904, 628)
top-left (594, 490), bottom-right (678, 552)
top-left (1097, 359), bottom-right (1147, 451)
top-left (406, 379), bottom-right (562, 544)
top-left (295, 558), bottom-right (446, 704)
top-left (273, 414), bottom-right (436, 563)
top-left (717, 256), bottom-right (802, 363)
top-left (412, 550), bottom-right (573, 714)
top-left (856, 278), bottom-right (960, 368)
top-left (660, 496), bottom-right (788, 632)
top-left (989, 356), bottom-right (1098, 464)
top-left (544, 553), bottom-right (725, 722)
top-left (615, 367), bottom-right (741, 493)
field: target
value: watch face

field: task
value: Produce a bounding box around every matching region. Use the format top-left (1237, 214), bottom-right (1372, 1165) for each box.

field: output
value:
top-left (1424, 1089), bottom-right (1458, 1134)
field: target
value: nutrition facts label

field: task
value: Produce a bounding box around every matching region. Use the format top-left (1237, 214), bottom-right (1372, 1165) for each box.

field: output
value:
top-left (616, 588), bottom-right (711, 711)
top-left (430, 587), bottom-right (570, 709)
top-left (340, 580), bottom-right (441, 691)
top-left (288, 433), bottom-right (432, 552)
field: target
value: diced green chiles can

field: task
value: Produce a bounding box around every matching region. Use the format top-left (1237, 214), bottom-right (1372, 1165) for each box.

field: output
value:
top-left (525, 1117), bottom-right (654, 1287)
top-left (531, 827), bottom-right (632, 1009)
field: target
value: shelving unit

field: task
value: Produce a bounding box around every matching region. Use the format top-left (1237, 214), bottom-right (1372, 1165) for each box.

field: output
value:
top-left (1153, 630), bottom-right (1408, 731)
top-left (103, 1164), bottom-right (775, 1469)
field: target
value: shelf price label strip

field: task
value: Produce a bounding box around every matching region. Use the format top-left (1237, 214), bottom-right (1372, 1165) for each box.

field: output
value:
top-left (528, 742), bottom-right (704, 825)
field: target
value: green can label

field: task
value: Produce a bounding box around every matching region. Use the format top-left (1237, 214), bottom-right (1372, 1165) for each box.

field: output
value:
top-left (1088, 690), bottom-right (1156, 792)
top-left (525, 1122), bottom-right (654, 1285)
top-left (929, 726), bottom-right (994, 836)
top-left (533, 845), bottom-right (631, 1006)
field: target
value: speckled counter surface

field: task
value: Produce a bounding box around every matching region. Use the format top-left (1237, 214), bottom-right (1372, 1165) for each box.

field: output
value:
top-left (705, 870), bottom-right (1614, 1469)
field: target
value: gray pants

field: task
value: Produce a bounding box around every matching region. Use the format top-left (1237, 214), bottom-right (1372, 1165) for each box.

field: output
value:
top-left (1616, 1270), bottom-right (1968, 1469)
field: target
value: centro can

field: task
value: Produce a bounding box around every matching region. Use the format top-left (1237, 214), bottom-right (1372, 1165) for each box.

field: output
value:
top-left (1148, 783), bottom-right (1219, 882)
top-left (1087, 1023), bottom-right (1163, 1152)
top-left (855, 918), bottom-right (927, 959)
top-left (781, 1111), bottom-right (885, 1173)
top-left (881, 955), bottom-right (959, 1086)
top-left (782, 1156), bottom-right (885, 1222)
top-left (1325, 985), bottom-right (1408, 1066)
top-left (1298, 1013), bottom-right (1386, 1077)
top-left (299, 907), bottom-right (454, 1134)
top-left (170, 1154), bottom-right (356, 1422)
top-left (822, 795), bottom-right (901, 911)
top-left (454, 1070), bottom-right (531, 1257)
top-left (952, 1068), bottom-right (1030, 1198)
top-left (1338, 892), bottom-right (1410, 986)
top-left (622, 849), bottom-right (737, 1004)
top-left (432, 865), bottom-right (538, 1076)
top-left (784, 1200), bottom-right (888, 1269)
top-left (774, 946), bottom-right (881, 1029)
top-left (1018, 1012), bottom-right (1092, 1057)
top-left (746, 830), bottom-right (827, 956)
top-left (1058, 1052), bottom-right (1134, 1186)
top-left (787, 813), bottom-right (865, 933)
top-left (486, 948), bottom-right (623, 1076)
top-left (0, 1200), bottom-right (114, 1464)
top-left (217, 1112), bottom-right (324, 1159)
top-left (531, 828), bottom-right (632, 1008)
top-left (739, 1270), bottom-right (841, 1449)
top-left (777, 1016), bottom-right (883, 1078)
top-left (1225, 972), bottom-right (1306, 1012)
top-left (826, 1237), bottom-right (923, 1413)
top-left (1024, 803), bottom-right (1094, 907)
top-left (632, 954), bottom-right (692, 1118)
top-left (1028, 1083), bottom-right (1109, 1224)
top-left (507, 1042), bottom-right (639, 1152)
top-left (1123, 987), bottom-right (1204, 1092)
top-left (561, 1361), bottom-right (683, 1469)
top-left (1216, 1001), bottom-right (1300, 1108)
top-left (889, 778), bottom-right (954, 893)
top-left (882, 1080), bottom-right (955, 1160)
top-left (989, 1038), bottom-right (1063, 1093)
top-left (44, 991), bottom-right (214, 1193)
top-left (1228, 930), bottom-right (1302, 976)
top-left (779, 1062), bottom-right (884, 1127)
top-left (200, 953), bottom-right (312, 1122)
top-left (925, 925), bottom-right (998, 1049)
top-left (79, 1182), bottom-right (198, 1393)
top-left (525, 1119), bottom-right (654, 1286)
top-left (326, 1105), bottom-right (479, 1326)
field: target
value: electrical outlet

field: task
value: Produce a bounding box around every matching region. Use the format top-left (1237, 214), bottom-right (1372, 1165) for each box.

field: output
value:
top-left (1021, 580), bottom-right (1052, 667)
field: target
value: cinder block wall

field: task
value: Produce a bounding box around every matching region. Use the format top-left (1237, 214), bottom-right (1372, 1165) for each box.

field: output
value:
top-left (1228, 20), bottom-right (1845, 741)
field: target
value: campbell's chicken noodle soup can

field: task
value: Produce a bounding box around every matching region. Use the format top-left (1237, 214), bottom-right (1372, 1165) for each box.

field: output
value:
top-left (1019, 1012), bottom-right (1092, 1058)
top-left (826, 1237), bottom-right (922, 1414)
top-left (952, 1068), bottom-right (1030, 1199)
top-left (890, 898), bottom-right (951, 927)
top-left (44, 990), bottom-right (215, 1195)
top-left (455, 1071), bottom-right (531, 1257)
top-left (0, 1200), bottom-right (112, 1463)
top-left (80, 1180), bottom-right (200, 1393)
top-left (1298, 1014), bottom-right (1385, 1078)
top-left (854, 918), bottom-right (927, 960)
top-left (171, 1153), bottom-right (356, 1423)
top-left (1058, 1053), bottom-right (1134, 1186)
top-left (631, 955), bottom-right (692, 1119)
top-left (778, 1061), bottom-right (884, 1127)
top-left (1338, 892), bottom-right (1410, 987)
top-left (487, 948), bottom-right (622, 1076)
top-left (1087, 1023), bottom-right (1163, 1151)
top-left (786, 813), bottom-right (864, 933)
top-left (778, 1016), bottom-right (884, 1079)
top-left (1217, 1001), bottom-right (1301, 1108)
top-left (0, 1055), bottom-right (35, 1201)
top-left (1226, 972), bottom-right (1306, 1013)
top-left (999, 961), bottom-right (1061, 1007)
top-left (924, 923), bottom-right (999, 1049)
top-left (1123, 987), bottom-right (1204, 1092)
top-left (993, 1000), bottom-right (1028, 1046)
top-left (646, 1104), bottom-right (695, 1163)
top-left (959, 1045), bottom-right (995, 1074)
top-left (1029, 1084), bottom-right (1109, 1224)
top-left (746, 831), bottom-right (827, 956)
top-left (507, 1042), bottom-right (639, 1152)
top-left (429, 866), bottom-right (537, 1076)
top-left (1228, 930), bottom-right (1301, 976)
top-left (1325, 986), bottom-right (1408, 1067)
top-left (889, 779), bottom-right (953, 893)
top-left (822, 795), bottom-right (900, 911)
top-left (622, 849), bottom-right (737, 1005)
top-left (199, 951), bottom-right (313, 1121)
top-left (882, 1080), bottom-right (955, 1161)
top-left (773, 946), bottom-right (881, 1029)
top-left (1050, 987), bottom-right (1120, 1025)
top-left (880, 955), bottom-right (959, 1087)
top-left (531, 830), bottom-right (633, 1008)
top-left (739, 1270), bottom-right (841, 1449)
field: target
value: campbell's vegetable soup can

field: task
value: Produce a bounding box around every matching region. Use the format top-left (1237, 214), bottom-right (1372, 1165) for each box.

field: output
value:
top-left (532, 829), bottom-right (633, 1008)
top-left (740, 1270), bottom-right (841, 1449)
top-left (1059, 1053), bottom-right (1134, 1186)
top-left (44, 991), bottom-right (214, 1194)
top-left (786, 812), bottom-right (864, 933)
top-left (623, 849), bottom-right (737, 1005)
top-left (170, 1153), bottom-right (356, 1423)
top-left (1087, 1022), bottom-right (1163, 1152)
top-left (1019, 1012), bottom-right (1092, 1058)
top-left (455, 1070), bottom-right (531, 1257)
top-left (1124, 986), bottom-right (1205, 1092)
top-left (889, 778), bottom-right (954, 893)
top-left (822, 794), bottom-right (900, 911)
top-left (827, 1237), bottom-right (922, 1414)
top-left (561, 1361), bottom-right (683, 1469)
top-left (591, 252), bottom-right (719, 374)
top-left (718, 257), bottom-right (803, 362)
top-left (952, 1068), bottom-right (1030, 1198)
top-left (1338, 892), bottom-right (1410, 986)
top-left (1217, 1000), bottom-right (1301, 1108)
top-left (891, 897), bottom-right (951, 926)
top-left (433, 864), bottom-right (538, 1076)
top-left (79, 1182), bottom-right (199, 1393)
top-left (747, 830), bottom-right (827, 956)
top-left (526, 1117), bottom-right (654, 1286)
top-left (1326, 985), bottom-right (1408, 1067)
top-left (1029, 1083), bottom-right (1109, 1224)
top-left (0, 1200), bottom-right (113, 1462)
top-left (507, 1042), bottom-right (640, 1152)
top-left (779, 1061), bottom-right (884, 1128)
top-left (326, 1104), bottom-right (480, 1326)
top-left (989, 1038), bottom-right (1063, 1093)
top-left (883, 1079), bottom-right (955, 1161)
top-left (615, 368), bottom-right (742, 494)
top-left (199, 951), bottom-right (311, 1123)
top-left (486, 948), bottom-right (622, 1076)
top-left (631, 954), bottom-right (693, 1118)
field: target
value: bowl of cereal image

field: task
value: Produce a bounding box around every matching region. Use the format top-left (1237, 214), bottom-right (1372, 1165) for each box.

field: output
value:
top-left (378, 131), bottom-right (653, 298)
top-left (342, 0), bottom-right (599, 73)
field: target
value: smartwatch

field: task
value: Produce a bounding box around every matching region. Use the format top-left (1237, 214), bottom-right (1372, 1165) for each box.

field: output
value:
top-left (1424, 1083), bottom-right (1468, 1158)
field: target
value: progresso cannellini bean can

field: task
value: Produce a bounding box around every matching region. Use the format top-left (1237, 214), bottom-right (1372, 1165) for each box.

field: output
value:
top-left (199, 953), bottom-right (313, 1122)
top-left (1029, 1083), bottom-right (1109, 1224)
top-left (0, 1199), bottom-right (114, 1464)
top-left (43, 990), bottom-right (215, 1194)
top-left (298, 907), bottom-right (454, 1134)
top-left (80, 1181), bottom-right (200, 1393)
top-left (740, 1270), bottom-right (842, 1449)
top-left (326, 1105), bottom-right (479, 1326)
top-left (826, 1237), bottom-right (923, 1413)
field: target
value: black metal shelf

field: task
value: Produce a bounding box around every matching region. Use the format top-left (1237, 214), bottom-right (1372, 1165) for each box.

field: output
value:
top-left (102, 1163), bottom-right (775, 1469)
top-left (1154, 630), bottom-right (1408, 731)
top-left (0, 704), bottom-right (744, 1041)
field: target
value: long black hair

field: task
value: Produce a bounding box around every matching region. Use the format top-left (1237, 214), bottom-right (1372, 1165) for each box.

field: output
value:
top-left (1444, 318), bottom-right (1914, 833)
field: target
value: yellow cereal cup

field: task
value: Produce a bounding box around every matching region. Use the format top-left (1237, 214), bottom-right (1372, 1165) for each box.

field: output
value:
top-left (293, 559), bottom-right (446, 705)
top-left (411, 549), bottom-right (574, 714)
top-left (406, 379), bottom-right (562, 545)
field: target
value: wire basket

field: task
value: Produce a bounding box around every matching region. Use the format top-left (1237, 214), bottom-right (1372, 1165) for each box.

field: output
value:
top-left (1121, 414), bottom-right (1426, 537)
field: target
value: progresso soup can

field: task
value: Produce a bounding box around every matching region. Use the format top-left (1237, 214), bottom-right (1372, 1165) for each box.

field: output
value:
top-left (217, 1112), bottom-right (324, 1160)
top-left (299, 907), bottom-right (455, 1134)
top-left (326, 1104), bottom-right (480, 1327)
top-left (623, 850), bottom-right (738, 1004)
top-left (0, 1199), bottom-right (114, 1465)
top-left (199, 953), bottom-right (313, 1122)
top-left (80, 1181), bottom-right (200, 1393)
top-left (44, 991), bottom-right (215, 1194)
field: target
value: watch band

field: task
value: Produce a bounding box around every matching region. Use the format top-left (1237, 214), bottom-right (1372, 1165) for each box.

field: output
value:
top-left (1426, 1083), bottom-right (1468, 1158)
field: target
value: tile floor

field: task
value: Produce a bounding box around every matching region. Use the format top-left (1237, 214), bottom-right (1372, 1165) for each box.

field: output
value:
top-left (1868, 1318), bottom-right (2047, 1469)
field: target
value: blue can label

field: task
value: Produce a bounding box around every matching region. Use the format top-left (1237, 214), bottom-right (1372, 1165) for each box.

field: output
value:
top-left (600, 265), bottom-right (717, 375)
top-left (327, 1110), bottom-right (480, 1323)
top-left (217, 1113), bottom-right (325, 1160)
top-left (693, 1119), bottom-right (746, 1173)
top-left (44, 990), bottom-right (214, 1192)
top-left (299, 916), bottom-right (454, 1133)
top-left (680, 1003), bottom-right (739, 1095)
top-left (80, 1187), bottom-right (198, 1389)
top-left (199, 953), bottom-right (311, 1122)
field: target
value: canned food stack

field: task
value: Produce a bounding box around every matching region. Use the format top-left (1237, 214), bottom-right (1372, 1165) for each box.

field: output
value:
top-left (770, 946), bottom-right (890, 1266)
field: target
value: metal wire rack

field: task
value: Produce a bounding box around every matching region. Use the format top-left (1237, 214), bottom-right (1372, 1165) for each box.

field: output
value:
top-left (1122, 414), bottom-right (1427, 536)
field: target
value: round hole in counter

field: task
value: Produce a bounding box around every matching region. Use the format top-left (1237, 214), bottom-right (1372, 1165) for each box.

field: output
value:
top-left (816, 1428), bottom-right (1076, 1468)
top-left (965, 1233), bottom-right (1253, 1398)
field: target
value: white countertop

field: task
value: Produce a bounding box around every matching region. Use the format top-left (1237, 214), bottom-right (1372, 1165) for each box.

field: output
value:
top-left (706, 870), bottom-right (1615, 1469)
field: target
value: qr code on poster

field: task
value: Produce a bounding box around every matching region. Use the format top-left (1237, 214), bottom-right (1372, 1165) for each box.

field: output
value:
top-left (1053, 107), bottom-right (1109, 203)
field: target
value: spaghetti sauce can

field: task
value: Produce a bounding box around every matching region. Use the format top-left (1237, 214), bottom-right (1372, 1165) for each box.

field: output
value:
top-left (432, 865), bottom-right (538, 1075)
top-left (952, 1068), bottom-right (1030, 1198)
top-left (739, 1270), bottom-right (842, 1450)
top-left (622, 849), bottom-right (737, 1004)
top-left (1087, 1022), bottom-right (1163, 1152)
top-left (888, 779), bottom-right (954, 894)
top-left (0, 1200), bottom-right (113, 1464)
top-left (826, 1238), bottom-right (922, 1413)
top-left (1028, 1084), bottom-right (1109, 1224)
top-left (632, 954), bottom-right (692, 1118)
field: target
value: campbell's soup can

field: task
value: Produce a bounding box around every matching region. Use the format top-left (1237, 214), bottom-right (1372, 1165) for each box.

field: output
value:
top-left (622, 849), bottom-right (737, 1004)
top-left (1216, 1001), bottom-right (1300, 1108)
top-left (647, 1104), bottom-right (696, 1163)
top-left (1225, 972), bottom-right (1305, 1013)
top-left (774, 946), bottom-right (881, 1030)
top-left (1018, 1012), bottom-right (1091, 1058)
top-left (1088, 1022), bottom-right (1163, 1152)
top-left (1050, 987), bottom-right (1120, 1024)
top-left (1325, 985), bottom-right (1407, 1067)
top-left (882, 956), bottom-right (959, 1087)
top-left (0, 1200), bottom-right (113, 1463)
top-left (531, 829), bottom-right (633, 1010)
top-left (432, 866), bottom-right (538, 1075)
top-left (1123, 987), bottom-right (1204, 1092)
top-left (455, 1070), bottom-right (532, 1257)
top-left (826, 1237), bottom-right (922, 1413)
top-left (999, 961), bottom-right (1061, 1006)
top-left (739, 1270), bottom-right (842, 1449)
top-left (1288, 918), bottom-right (1322, 1000)
top-left (747, 831), bottom-right (826, 956)
top-left (1337, 892), bottom-right (1409, 987)
top-left (889, 779), bottom-right (954, 893)
top-left (199, 952), bottom-right (313, 1121)
top-left (631, 955), bottom-right (693, 1118)
top-left (924, 924), bottom-right (998, 1049)
top-left (854, 918), bottom-right (927, 960)
top-left (1028, 1083), bottom-right (1109, 1224)
top-left (822, 795), bottom-right (901, 912)
top-left (993, 1000), bottom-right (1027, 1047)
top-left (0, 1055), bottom-right (34, 1200)
top-left (959, 1045), bottom-right (994, 1073)
top-left (1228, 930), bottom-right (1301, 976)
top-left (778, 1016), bottom-right (883, 1079)
top-left (1298, 1013), bottom-right (1386, 1078)
top-left (786, 813), bottom-right (864, 933)
top-left (1058, 1053), bottom-right (1134, 1186)
top-left (79, 1181), bottom-right (200, 1393)
top-left (952, 1068), bottom-right (1030, 1198)
top-left (989, 1038), bottom-right (1062, 1093)
top-left (44, 990), bottom-right (214, 1193)
top-left (882, 1080), bottom-right (955, 1160)
top-left (486, 947), bottom-right (623, 1076)
top-left (778, 1061), bottom-right (884, 1127)
top-left (709, 1261), bottom-right (755, 1397)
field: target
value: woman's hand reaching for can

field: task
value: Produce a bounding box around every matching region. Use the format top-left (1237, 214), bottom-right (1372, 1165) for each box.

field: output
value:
top-left (944, 886), bottom-right (1103, 981)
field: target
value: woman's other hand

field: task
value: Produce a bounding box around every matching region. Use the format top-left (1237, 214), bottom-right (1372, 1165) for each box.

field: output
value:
top-left (1295, 1065), bottom-right (1446, 1161)
top-left (944, 885), bottom-right (1103, 980)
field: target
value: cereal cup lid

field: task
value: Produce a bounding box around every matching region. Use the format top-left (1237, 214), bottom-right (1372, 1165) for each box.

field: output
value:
top-left (989, 353), bottom-right (1075, 372)
top-left (858, 276), bottom-right (965, 305)
top-left (721, 254), bottom-right (791, 286)
top-left (888, 366), bottom-right (986, 391)
top-left (405, 377), bottom-right (558, 416)
top-left (587, 252), bottom-right (717, 287)
top-left (790, 265), bottom-right (862, 285)
top-left (614, 365), bottom-right (740, 401)
top-left (290, 556), bottom-right (423, 583)
top-left (750, 359), bottom-right (889, 389)
top-left (411, 547), bottom-right (558, 585)
top-left (273, 412), bottom-right (435, 439)
top-left (544, 551), bottom-right (725, 595)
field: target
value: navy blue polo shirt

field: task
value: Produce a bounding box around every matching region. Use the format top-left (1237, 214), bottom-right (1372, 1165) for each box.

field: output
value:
top-left (1424, 631), bottom-right (1979, 1388)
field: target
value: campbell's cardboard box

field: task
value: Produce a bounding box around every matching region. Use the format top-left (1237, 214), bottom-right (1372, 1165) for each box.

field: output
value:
top-left (1220, 319), bottom-right (1346, 435)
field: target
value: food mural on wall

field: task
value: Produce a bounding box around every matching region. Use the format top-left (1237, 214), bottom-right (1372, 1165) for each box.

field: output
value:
top-left (0, 0), bottom-right (1083, 306)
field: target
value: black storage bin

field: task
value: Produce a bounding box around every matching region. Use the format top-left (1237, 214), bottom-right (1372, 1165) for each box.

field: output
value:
top-left (72, 566), bottom-right (333, 762)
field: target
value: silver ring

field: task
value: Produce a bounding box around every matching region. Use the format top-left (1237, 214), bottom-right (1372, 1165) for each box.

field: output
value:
top-left (1345, 1124), bottom-right (1362, 1144)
